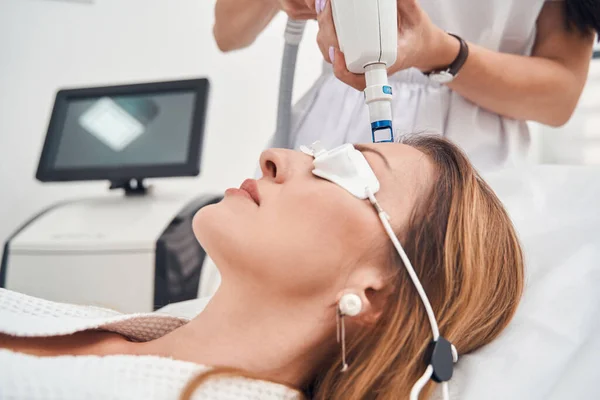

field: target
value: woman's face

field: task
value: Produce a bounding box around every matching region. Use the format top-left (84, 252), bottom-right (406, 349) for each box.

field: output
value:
top-left (193, 143), bottom-right (435, 299)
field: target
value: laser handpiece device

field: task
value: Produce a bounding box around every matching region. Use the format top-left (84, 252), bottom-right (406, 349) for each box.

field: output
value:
top-left (330, 0), bottom-right (398, 143)
top-left (273, 2), bottom-right (398, 149)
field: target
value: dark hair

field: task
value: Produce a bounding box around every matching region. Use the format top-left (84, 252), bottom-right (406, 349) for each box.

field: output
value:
top-left (564, 0), bottom-right (600, 37)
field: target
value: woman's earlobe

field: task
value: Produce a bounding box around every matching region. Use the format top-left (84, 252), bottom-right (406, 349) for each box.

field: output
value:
top-left (352, 297), bottom-right (384, 326)
top-left (340, 266), bottom-right (389, 322)
top-left (336, 290), bottom-right (384, 326)
top-left (357, 309), bottom-right (383, 326)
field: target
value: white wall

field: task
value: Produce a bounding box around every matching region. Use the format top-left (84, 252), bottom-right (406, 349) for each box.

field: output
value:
top-left (1, 0), bottom-right (598, 247)
top-left (533, 60), bottom-right (600, 165)
top-left (0, 0), bottom-right (322, 245)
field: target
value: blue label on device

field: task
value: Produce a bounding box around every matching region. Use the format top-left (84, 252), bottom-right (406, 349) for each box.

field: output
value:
top-left (371, 121), bottom-right (394, 143)
top-left (371, 120), bottom-right (393, 130)
top-left (383, 86), bottom-right (392, 95)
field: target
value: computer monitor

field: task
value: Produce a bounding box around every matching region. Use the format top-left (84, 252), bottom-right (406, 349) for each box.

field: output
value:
top-left (36, 78), bottom-right (210, 190)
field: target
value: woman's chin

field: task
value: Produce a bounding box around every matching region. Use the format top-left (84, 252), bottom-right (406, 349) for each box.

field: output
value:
top-left (192, 204), bottom-right (220, 246)
top-left (192, 203), bottom-right (238, 255)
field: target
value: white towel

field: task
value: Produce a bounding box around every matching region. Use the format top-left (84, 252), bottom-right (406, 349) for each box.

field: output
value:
top-left (0, 289), bottom-right (301, 400)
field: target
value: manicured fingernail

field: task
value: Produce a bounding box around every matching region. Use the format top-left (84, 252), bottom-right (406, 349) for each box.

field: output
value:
top-left (318, 0), bottom-right (326, 13)
top-left (315, 0), bottom-right (320, 13)
top-left (329, 46), bottom-right (335, 63)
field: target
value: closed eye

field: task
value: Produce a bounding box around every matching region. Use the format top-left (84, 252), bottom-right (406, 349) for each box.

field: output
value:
top-left (354, 145), bottom-right (391, 170)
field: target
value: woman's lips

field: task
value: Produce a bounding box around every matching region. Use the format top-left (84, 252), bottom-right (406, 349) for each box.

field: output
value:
top-left (224, 188), bottom-right (255, 203)
top-left (240, 179), bottom-right (261, 205)
top-left (225, 179), bottom-right (261, 206)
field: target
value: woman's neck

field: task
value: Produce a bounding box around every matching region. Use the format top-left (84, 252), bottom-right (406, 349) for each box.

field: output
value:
top-left (140, 277), bottom-right (336, 388)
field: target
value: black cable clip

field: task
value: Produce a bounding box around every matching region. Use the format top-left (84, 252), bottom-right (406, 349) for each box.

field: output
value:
top-left (426, 336), bottom-right (458, 383)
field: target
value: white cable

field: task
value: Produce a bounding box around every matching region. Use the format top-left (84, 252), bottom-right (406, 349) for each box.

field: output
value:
top-left (367, 190), bottom-right (440, 340)
top-left (451, 345), bottom-right (459, 363)
top-left (284, 19), bottom-right (306, 45)
top-left (442, 382), bottom-right (450, 400)
top-left (366, 188), bottom-right (450, 400)
top-left (274, 18), bottom-right (306, 149)
top-left (410, 365), bottom-right (433, 400)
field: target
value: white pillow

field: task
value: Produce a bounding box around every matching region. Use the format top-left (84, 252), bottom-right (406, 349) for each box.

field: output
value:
top-left (435, 166), bottom-right (600, 399)
top-left (167, 166), bottom-right (600, 399)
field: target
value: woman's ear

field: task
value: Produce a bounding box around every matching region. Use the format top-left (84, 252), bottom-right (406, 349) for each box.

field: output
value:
top-left (337, 266), bottom-right (389, 326)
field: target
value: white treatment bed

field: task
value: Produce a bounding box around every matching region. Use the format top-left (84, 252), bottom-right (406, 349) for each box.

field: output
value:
top-left (167, 165), bottom-right (600, 399)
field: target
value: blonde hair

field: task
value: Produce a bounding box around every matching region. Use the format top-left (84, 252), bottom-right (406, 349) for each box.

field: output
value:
top-left (182, 135), bottom-right (524, 400)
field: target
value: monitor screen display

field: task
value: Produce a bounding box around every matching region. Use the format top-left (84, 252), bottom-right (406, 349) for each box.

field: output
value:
top-left (54, 92), bottom-right (195, 169)
top-left (36, 78), bottom-right (209, 182)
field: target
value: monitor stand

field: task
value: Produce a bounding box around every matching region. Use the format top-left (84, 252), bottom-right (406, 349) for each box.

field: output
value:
top-left (109, 178), bottom-right (151, 196)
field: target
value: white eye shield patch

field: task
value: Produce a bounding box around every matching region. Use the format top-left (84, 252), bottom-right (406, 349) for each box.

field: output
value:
top-left (299, 141), bottom-right (458, 400)
top-left (300, 142), bottom-right (380, 200)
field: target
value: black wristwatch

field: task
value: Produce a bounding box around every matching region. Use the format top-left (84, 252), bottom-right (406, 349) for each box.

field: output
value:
top-left (424, 33), bottom-right (469, 84)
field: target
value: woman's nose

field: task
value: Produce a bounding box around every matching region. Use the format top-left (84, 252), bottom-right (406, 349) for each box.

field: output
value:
top-left (259, 149), bottom-right (289, 183)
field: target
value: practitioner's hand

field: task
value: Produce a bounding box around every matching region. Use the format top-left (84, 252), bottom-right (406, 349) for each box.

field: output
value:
top-left (310, 0), bottom-right (460, 90)
top-left (271, 0), bottom-right (317, 20)
top-left (305, 0), bottom-right (340, 70)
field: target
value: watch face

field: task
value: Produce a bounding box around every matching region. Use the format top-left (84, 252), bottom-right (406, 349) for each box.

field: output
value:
top-left (429, 71), bottom-right (454, 84)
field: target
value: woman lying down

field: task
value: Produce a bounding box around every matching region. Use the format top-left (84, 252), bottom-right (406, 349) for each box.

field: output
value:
top-left (0, 136), bottom-right (524, 400)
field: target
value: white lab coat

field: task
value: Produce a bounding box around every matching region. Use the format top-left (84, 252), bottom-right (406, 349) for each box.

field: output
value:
top-left (291, 0), bottom-right (559, 171)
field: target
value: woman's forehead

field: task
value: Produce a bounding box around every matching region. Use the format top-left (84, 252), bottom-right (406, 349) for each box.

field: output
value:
top-left (363, 143), bottom-right (432, 177)
top-left (362, 143), bottom-right (436, 200)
